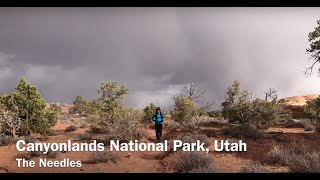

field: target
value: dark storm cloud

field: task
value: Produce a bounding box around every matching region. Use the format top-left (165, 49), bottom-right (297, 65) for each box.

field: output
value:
top-left (0, 8), bottom-right (320, 109)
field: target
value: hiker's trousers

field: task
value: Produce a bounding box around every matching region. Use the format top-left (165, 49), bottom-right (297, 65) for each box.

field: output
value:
top-left (155, 123), bottom-right (163, 141)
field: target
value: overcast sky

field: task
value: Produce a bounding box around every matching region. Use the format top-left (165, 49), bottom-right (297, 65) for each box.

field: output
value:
top-left (0, 7), bottom-right (320, 110)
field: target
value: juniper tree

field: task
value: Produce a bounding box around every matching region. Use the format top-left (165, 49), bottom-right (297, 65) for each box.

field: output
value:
top-left (221, 80), bottom-right (291, 129)
top-left (171, 82), bottom-right (211, 124)
top-left (98, 81), bottom-right (128, 112)
top-left (143, 103), bottom-right (156, 123)
top-left (0, 77), bottom-right (58, 136)
top-left (306, 20), bottom-right (320, 76)
top-left (71, 96), bottom-right (88, 114)
top-left (303, 95), bottom-right (320, 122)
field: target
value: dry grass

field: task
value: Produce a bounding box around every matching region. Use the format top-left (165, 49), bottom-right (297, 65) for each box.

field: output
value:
top-left (78, 133), bottom-right (93, 141)
top-left (240, 162), bottom-right (271, 173)
top-left (45, 149), bottom-right (59, 158)
top-left (304, 124), bottom-right (315, 131)
top-left (222, 124), bottom-right (263, 139)
top-left (89, 151), bottom-right (120, 164)
top-left (0, 135), bottom-right (15, 146)
top-left (172, 152), bottom-right (218, 173)
top-left (65, 125), bottom-right (78, 132)
top-left (266, 141), bottom-right (320, 172)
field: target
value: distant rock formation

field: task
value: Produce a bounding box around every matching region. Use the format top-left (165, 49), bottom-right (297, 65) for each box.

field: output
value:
top-left (279, 94), bottom-right (320, 118)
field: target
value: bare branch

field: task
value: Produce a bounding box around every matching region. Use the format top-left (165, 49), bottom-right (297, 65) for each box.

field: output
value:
top-left (305, 58), bottom-right (320, 77)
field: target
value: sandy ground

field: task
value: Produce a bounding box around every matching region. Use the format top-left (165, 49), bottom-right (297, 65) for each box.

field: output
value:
top-left (0, 116), bottom-right (319, 173)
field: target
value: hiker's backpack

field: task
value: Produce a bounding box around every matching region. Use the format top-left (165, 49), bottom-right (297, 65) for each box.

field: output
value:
top-left (154, 112), bottom-right (163, 120)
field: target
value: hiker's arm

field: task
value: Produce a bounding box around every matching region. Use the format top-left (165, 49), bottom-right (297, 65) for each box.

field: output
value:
top-left (151, 114), bottom-right (155, 122)
top-left (161, 113), bottom-right (164, 122)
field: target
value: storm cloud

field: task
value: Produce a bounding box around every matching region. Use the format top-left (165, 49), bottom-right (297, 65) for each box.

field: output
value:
top-left (0, 7), bottom-right (320, 110)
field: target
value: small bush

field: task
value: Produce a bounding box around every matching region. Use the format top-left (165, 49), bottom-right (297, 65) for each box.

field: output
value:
top-left (304, 124), bottom-right (315, 131)
top-left (65, 125), bottom-right (78, 132)
top-left (201, 129), bottom-right (216, 137)
top-left (95, 134), bottom-right (110, 144)
top-left (89, 109), bottom-right (145, 143)
top-left (143, 103), bottom-right (156, 124)
top-left (0, 135), bottom-right (15, 146)
top-left (288, 151), bottom-right (320, 173)
top-left (48, 129), bottom-right (58, 136)
top-left (266, 142), bottom-right (308, 166)
top-left (240, 162), bottom-right (271, 173)
top-left (89, 151), bottom-right (120, 164)
top-left (222, 124), bottom-right (263, 139)
top-left (80, 123), bottom-right (89, 128)
top-left (24, 135), bottom-right (36, 143)
top-left (29, 151), bottom-right (40, 158)
top-left (284, 120), bottom-right (304, 128)
top-left (168, 122), bottom-right (183, 132)
top-left (266, 144), bottom-right (289, 165)
top-left (46, 149), bottom-right (59, 158)
top-left (172, 152), bottom-right (217, 173)
top-left (78, 133), bottom-right (93, 141)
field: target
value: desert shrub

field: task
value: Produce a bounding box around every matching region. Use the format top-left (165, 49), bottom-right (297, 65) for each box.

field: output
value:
top-left (266, 144), bottom-right (290, 165)
top-left (89, 151), bottom-right (120, 164)
top-left (167, 121), bottom-right (199, 132)
top-left (201, 129), bottom-right (216, 137)
top-left (0, 135), bottom-right (15, 146)
top-left (207, 110), bottom-right (223, 118)
top-left (46, 149), bottom-right (59, 158)
top-left (49, 103), bottom-right (61, 112)
top-left (24, 135), bottom-right (36, 143)
top-left (70, 96), bottom-right (87, 114)
top-left (171, 96), bottom-right (197, 124)
top-left (65, 125), bottom-right (78, 132)
top-left (303, 95), bottom-right (320, 122)
top-left (168, 122), bottom-right (183, 132)
top-left (29, 150), bottom-right (40, 158)
top-left (171, 82), bottom-right (212, 125)
top-left (288, 151), bottom-right (320, 173)
top-left (304, 124), bottom-right (315, 131)
top-left (222, 124), bottom-right (263, 139)
top-left (87, 82), bottom-right (145, 143)
top-left (284, 120), bottom-right (305, 128)
top-left (266, 142), bottom-right (307, 166)
top-left (79, 122), bottom-right (89, 128)
top-left (90, 109), bottom-right (145, 143)
top-left (221, 81), bottom-right (291, 129)
top-left (48, 129), bottom-right (58, 136)
top-left (95, 134), bottom-right (110, 144)
top-left (0, 77), bottom-right (58, 137)
top-left (267, 141), bottom-right (320, 172)
top-left (172, 152), bottom-right (217, 173)
top-left (0, 107), bottom-right (21, 138)
top-left (70, 96), bottom-right (100, 115)
top-left (143, 103), bottom-right (156, 124)
top-left (268, 142), bottom-right (320, 172)
top-left (78, 133), bottom-right (93, 141)
top-left (240, 162), bottom-right (271, 173)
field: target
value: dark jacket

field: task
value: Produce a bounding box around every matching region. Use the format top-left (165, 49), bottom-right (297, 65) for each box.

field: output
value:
top-left (152, 112), bottom-right (164, 124)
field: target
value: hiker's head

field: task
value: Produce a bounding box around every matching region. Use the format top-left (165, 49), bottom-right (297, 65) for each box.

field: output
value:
top-left (156, 107), bottom-right (161, 113)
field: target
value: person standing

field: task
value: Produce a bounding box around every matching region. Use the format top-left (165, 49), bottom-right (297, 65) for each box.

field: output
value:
top-left (152, 107), bottom-right (164, 143)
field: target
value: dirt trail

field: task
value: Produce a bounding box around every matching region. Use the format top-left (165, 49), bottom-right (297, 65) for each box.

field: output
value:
top-left (0, 118), bottom-right (306, 173)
